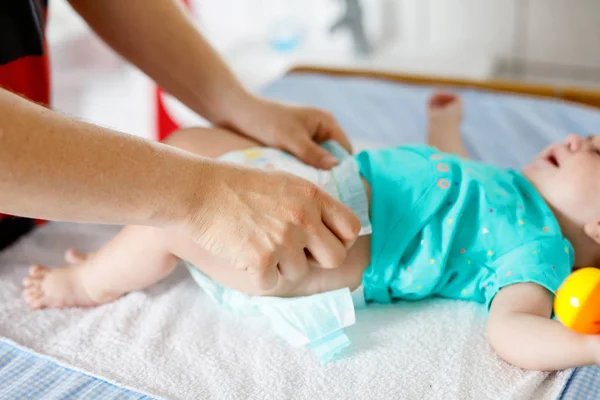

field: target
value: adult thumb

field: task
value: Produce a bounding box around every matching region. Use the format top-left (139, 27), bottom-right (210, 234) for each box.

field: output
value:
top-left (288, 136), bottom-right (338, 169)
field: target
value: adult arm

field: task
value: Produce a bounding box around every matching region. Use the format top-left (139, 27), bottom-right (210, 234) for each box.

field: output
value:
top-left (0, 87), bottom-right (202, 227)
top-left (68, 0), bottom-right (352, 168)
top-left (0, 88), bottom-right (360, 288)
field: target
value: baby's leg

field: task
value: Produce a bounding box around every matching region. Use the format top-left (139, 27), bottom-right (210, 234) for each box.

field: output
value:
top-left (23, 227), bottom-right (180, 309)
top-left (426, 92), bottom-right (469, 158)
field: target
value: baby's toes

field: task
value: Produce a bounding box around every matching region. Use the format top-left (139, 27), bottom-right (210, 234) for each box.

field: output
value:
top-left (428, 92), bottom-right (458, 109)
top-left (28, 296), bottom-right (47, 310)
top-left (28, 265), bottom-right (49, 278)
top-left (22, 276), bottom-right (36, 288)
top-left (23, 266), bottom-right (46, 287)
top-left (22, 266), bottom-right (51, 309)
top-left (23, 286), bottom-right (46, 309)
top-left (23, 286), bottom-right (41, 300)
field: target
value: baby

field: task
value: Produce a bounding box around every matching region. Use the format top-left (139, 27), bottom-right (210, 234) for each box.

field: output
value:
top-left (23, 92), bottom-right (600, 371)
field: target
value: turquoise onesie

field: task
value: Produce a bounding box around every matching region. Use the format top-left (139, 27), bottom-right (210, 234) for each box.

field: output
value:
top-left (355, 145), bottom-right (574, 308)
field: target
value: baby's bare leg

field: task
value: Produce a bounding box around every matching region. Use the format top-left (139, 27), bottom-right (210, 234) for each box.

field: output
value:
top-left (426, 92), bottom-right (469, 158)
top-left (23, 227), bottom-right (181, 309)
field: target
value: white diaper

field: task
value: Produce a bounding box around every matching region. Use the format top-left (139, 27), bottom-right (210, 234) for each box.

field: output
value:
top-left (187, 141), bottom-right (371, 363)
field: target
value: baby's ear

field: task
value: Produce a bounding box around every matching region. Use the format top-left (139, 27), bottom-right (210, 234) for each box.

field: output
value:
top-left (583, 220), bottom-right (600, 245)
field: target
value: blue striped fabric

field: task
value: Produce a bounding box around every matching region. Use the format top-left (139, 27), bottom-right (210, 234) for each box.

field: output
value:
top-left (560, 365), bottom-right (600, 400)
top-left (0, 339), bottom-right (157, 400)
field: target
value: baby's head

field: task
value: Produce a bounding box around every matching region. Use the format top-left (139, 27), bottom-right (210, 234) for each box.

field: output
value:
top-left (523, 134), bottom-right (600, 260)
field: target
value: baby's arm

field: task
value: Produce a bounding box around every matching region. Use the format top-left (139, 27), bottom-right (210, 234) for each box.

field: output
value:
top-left (487, 282), bottom-right (600, 370)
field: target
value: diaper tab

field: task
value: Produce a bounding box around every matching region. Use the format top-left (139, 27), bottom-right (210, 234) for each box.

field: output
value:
top-left (320, 141), bottom-right (372, 236)
top-left (258, 288), bottom-right (356, 349)
top-left (330, 157), bottom-right (372, 236)
top-left (309, 329), bottom-right (351, 364)
top-left (321, 140), bottom-right (351, 162)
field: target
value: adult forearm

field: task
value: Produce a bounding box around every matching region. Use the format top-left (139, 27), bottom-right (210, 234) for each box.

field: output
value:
top-left (69, 0), bottom-right (251, 126)
top-left (0, 88), bottom-right (207, 227)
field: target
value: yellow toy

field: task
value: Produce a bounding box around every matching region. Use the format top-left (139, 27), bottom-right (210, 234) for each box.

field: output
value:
top-left (554, 267), bottom-right (600, 334)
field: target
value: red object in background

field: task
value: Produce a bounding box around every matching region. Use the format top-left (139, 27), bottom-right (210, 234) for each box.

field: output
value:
top-left (0, 3), bottom-right (51, 247)
top-left (0, 54), bottom-right (50, 228)
top-left (0, 0), bottom-right (190, 249)
top-left (155, 86), bottom-right (180, 142)
top-left (0, 51), bottom-right (51, 232)
top-left (155, 0), bottom-right (191, 141)
top-left (0, 51), bottom-right (50, 107)
top-left (0, 2), bottom-right (50, 106)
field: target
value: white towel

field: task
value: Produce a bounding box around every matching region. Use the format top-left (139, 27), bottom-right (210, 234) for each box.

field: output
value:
top-left (0, 222), bottom-right (571, 400)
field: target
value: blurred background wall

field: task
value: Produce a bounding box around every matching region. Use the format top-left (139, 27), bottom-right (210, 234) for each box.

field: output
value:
top-left (47, 0), bottom-right (600, 138)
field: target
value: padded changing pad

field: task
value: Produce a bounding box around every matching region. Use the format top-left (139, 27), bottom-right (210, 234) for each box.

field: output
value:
top-left (2, 73), bottom-right (600, 400)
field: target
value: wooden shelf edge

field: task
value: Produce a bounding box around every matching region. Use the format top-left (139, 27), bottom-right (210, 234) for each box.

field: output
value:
top-left (287, 65), bottom-right (600, 110)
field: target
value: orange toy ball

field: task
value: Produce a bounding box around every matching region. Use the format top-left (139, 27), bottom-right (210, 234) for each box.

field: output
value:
top-left (554, 267), bottom-right (600, 334)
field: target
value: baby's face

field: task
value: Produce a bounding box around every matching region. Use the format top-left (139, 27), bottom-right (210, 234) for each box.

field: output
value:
top-left (523, 134), bottom-right (600, 226)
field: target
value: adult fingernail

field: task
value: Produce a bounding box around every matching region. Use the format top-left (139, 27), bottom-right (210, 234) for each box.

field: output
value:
top-left (319, 154), bottom-right (338, 169)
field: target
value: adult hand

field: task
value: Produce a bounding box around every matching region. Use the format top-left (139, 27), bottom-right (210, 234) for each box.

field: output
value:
top-left (187, 161), bottom-right (361, 291)
top-left (223, 97), bottom-right (352, 170)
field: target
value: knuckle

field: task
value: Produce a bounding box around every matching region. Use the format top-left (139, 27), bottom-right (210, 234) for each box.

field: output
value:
top-left (254, 250), bottom-right (276, 270)
top-left (285, 266), bottom-right (306, 282)
top-left (350, 215), bottom-right (362, 236)
top-left (295, 144), bottom-right (315, 161)
top-left (279, 224), bottom-right (296, 245)
top-left (322, 251), bottom-right (345, 269)
top-left (330, 250), bottom-right (347, 268)
top-left (304, 183), bottom-right (321, 200)
top-left (289, 208), bottom-right (309, 228)
top-left (233, 259), bottom-right (250, 272)
top-left (321, 110), bottom-right (335, 122)
top-left (273, 135), bottom-right (287, 148)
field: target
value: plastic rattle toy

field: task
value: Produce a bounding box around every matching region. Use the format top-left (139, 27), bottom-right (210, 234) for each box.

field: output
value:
top-left (554, 267), bottom-right (600, 334)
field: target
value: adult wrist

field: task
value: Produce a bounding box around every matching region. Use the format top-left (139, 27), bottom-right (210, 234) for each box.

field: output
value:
top-left (212, 89), bottom-right (261, 131)
top-left (153, 151), bottom-right (215, 234)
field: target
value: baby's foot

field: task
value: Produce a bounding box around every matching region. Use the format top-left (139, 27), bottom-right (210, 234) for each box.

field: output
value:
top-left (426, 92), bottom-right (469, 157)
top-left (427, 91), bottom-right (463, 129)
top-left (22, 249), bottom-right (117, 309)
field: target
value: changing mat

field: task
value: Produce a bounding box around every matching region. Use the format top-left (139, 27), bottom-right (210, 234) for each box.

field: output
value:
top-left (3, 73), bottom-right (600, 399)
top-left (0, 221), bottom-right (571, 399)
